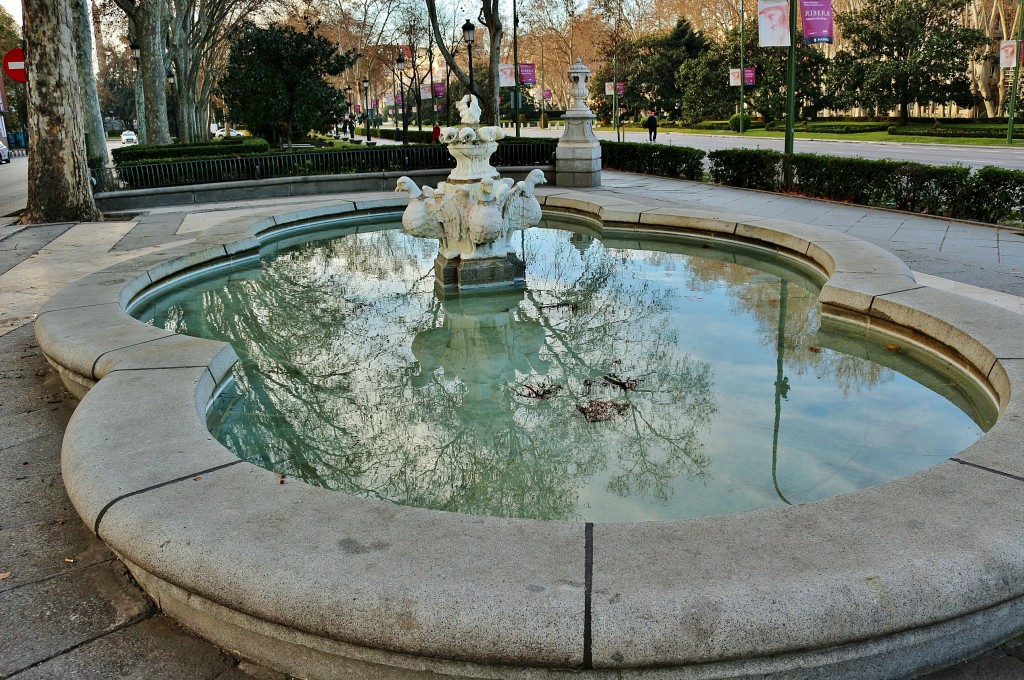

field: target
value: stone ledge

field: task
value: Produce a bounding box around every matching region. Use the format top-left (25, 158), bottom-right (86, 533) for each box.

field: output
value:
top-left (37, 193), bottom-right (1024, 678)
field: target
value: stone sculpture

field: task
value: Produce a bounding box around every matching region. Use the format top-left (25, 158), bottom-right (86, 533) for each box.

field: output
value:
top-left (395, 94), bottom-right (547, 293)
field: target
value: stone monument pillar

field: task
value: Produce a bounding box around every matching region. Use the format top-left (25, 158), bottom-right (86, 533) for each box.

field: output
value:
top-left (556, 58), bottom-right (601, 188)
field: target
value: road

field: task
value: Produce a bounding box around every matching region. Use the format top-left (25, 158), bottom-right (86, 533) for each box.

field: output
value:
top-left (1, 133), bottom-right (1022, 220)
top-left (517, 126), bottom-right (1024, 171)
top-left (0, 152), bottom-right (28, 218)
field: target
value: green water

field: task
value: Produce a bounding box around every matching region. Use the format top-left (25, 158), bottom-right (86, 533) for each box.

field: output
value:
top-left (133, 217), bottom-right (993, 522)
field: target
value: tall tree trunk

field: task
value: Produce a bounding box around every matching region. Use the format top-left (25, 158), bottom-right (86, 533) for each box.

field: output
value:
top-left (138, 5), bottom-right (172, 144)
top-left (134, 69), bottom-right (148, 142)
top-left (74, 0), bottom-right (109, 165)
top-left (91, 0), bottom-right (107, 77)
top-left (21, 0), bottom-right (101, 223)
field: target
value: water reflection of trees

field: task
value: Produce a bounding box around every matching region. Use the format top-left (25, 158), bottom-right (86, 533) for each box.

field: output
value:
top-left (146, 227), bottom-right (718, 520)
top-left (685, 256), bottom-right (892, 396)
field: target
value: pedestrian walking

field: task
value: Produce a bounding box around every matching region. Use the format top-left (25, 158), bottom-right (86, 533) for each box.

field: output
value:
top-left (432, 123), bottom-right (442, 144)
top-left (645, 112), bottom-right (658, 142)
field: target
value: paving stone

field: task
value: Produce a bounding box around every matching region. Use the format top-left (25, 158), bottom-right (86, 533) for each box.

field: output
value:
top-left (0, 474), bottom-right (77, 530)
top-left (0, 432), bottom-right (64, 480)
top-left (7, 615), bottom-right (235, 680)
top-left (0, 560), bottom-right (155, 677)
top-left (916, 649), bottom-right (1024, 679)
top-left (0, 518), bottom-right (113, 593)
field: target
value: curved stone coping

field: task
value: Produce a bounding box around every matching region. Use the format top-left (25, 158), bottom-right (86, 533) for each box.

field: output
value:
top-left (37, 190), bottom-right (1024, 678)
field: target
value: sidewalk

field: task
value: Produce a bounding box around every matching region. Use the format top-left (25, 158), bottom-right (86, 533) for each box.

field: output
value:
top-left (1, 173), bottom-right (1022, 678)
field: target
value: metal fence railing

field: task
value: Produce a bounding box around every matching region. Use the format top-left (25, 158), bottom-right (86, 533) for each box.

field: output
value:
top-left (91, 143), bottom-right (557, 192)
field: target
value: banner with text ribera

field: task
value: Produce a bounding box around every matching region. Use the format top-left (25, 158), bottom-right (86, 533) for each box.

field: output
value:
top-left (801, 0), bottom-right (834, 44)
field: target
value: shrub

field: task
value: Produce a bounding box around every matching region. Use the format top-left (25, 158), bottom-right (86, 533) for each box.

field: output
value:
top-left (958, 166), bottom-right (1024, 223)
top-left (888, 125), bottom-right (1009, 139)
top-left (694, 120), bottom-right (731, 130)
top-left (601, 141), bottom-right (706, 180)
top-left (707, 149), bottom-right (782, 190)
top-left (112, 138), bottom-right (268, 165)
top-left (728, 113), bottom-right (752, 132)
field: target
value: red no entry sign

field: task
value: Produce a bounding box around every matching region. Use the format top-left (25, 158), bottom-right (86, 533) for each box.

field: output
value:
top-left (3, 48), bottom-right (26, 83)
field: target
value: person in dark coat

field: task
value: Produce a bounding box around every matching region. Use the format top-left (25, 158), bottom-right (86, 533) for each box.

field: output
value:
top-left (645, 112), bottom-right (658, 142)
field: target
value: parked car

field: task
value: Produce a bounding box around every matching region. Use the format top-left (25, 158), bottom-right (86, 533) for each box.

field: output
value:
top-left (214, 128), bottom-right (249, 138)
top-left (0, 142), bottom-right (9, 163)
top-left (120, 130), bottom-right (138, 145)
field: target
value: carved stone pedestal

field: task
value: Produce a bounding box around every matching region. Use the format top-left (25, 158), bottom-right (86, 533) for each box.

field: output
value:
top-left (434, 253), bottom-right (526, 296)
top-left (555, 58), bottom-right (602, 188)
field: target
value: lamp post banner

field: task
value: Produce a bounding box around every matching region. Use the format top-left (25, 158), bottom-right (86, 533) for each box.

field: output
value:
top-left (757, 0), bottom-right (790, 47)
top-left (499, 64), bottom-right (515, 87)
top-left (745, 67), bottom-right (757, 85)
top-left (801, 0), bottom-right (834, 44)
top-left (384, 94), bottom-right (395, 106)
top-left (730, 69), bottom-right (741, 87)
top-left (1001, 41), bottom-right (1020, 68)
top-left (519, 63), bottom-right (537, 84)
top-left (433, 82), bottom-right (446, 97)
top-left (543, 88), bottom-right (552, 99)
top-left (420, 84), bottom-right (432, 100)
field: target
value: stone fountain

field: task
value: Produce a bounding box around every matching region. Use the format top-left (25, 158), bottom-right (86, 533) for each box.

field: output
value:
top-left (395, 94), bottom-right (546, 294)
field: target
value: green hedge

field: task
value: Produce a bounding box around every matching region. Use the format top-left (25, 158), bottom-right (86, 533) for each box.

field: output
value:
top-left (888, 125), bottom-right (1009, 139)
top-left (707, 149), bottom-right (781, 190)
top-left (375, 128), bottom-right (435, 144)
top-left (705, 148), bottom-right (1024, 223)
top-left (601, 141), bottom-right (705, 180)
top-left (112, 138), bottom-right (269, 165)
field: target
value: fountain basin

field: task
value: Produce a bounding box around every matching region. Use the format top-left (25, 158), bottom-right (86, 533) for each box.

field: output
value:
top-left (35, 189), bottom-right (1024, 678)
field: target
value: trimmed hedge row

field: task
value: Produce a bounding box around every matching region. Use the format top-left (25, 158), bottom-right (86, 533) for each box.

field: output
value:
top-left (706, 148), bottom-right (1024, 223)
top-left (601, 141), bottom-right (705, 180)
top-left (112, 138), bottom-right (269, 165)
top-left (888, 125), bottom-right (1009, 139)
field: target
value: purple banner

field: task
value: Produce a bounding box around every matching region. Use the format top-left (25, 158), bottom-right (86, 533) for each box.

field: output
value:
top-left (433, 82), bottom-right (447, 97)
top-left (519, 63), bottom-right (537, 84)
top-left (543, 88), bottom-right (552, 100)
top-left (616, 82), bottom-right (626, 95)
top-left (396, 93), bottom-right (403, 106)
top-left (801, 0), bottom-right (833, 44)
top-left (744, 67), bottom-right (756, 85)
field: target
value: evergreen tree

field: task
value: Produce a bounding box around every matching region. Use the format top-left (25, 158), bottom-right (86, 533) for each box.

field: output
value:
top-left (833, 0), bottom-right (987, 124)
top-left (219, 20), bottom-right (357, 144)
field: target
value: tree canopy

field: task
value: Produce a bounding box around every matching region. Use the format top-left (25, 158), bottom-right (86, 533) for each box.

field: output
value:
top-left (593, 17), bottom-right (707, 121)
top-left (218, 20), bottom-right (357, 143)
top-left (833, 0), bottom-right (987, 124)
top-left (677, 20), bottom-right (828, 124)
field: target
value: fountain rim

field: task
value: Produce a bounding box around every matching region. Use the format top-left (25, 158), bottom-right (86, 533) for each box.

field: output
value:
top-left (36, 189), bottom-right (1024, 678)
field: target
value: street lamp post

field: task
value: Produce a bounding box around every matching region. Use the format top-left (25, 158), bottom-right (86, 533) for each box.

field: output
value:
top-left (739, 0), bottom-right (746, 134)
top-left (129, 40), bottom-right (146, 144)
top-left (427, 43), bottom-right (437, 126)
top-left (1009, 1), bottom-right (1024, 144)
top-left (362, 76), bottom-right (372, 143)
top-left (463, 20), bottom-right (476, 95)
top-left (166, 69), bottom-right (177, 140)
top-left (344, 85), bottom-right (352, 139)
top-left (513, 0), bottom-right (521, 136)
top-left (397, 51), bottom-right (409, 145)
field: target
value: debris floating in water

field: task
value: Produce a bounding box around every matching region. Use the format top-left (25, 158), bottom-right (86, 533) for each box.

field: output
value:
top-left (577, 400), bottom-right (631, 422)
top-left (516, 382), bottom-right (563, 400)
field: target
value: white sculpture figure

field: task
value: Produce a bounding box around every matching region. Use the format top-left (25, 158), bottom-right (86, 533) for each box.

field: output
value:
top-left (395, 176), bottom-right (443, 239)
top-left (396, 88), bottom-right (546, 290)
top-left (456, 94), bottom-right (482, 125)
top-left (467, 176), bottom-right (507, 245)
top-left (501, 169), bottom-right (546, 241)
top-left (477, 126), bottom-right (504, 143)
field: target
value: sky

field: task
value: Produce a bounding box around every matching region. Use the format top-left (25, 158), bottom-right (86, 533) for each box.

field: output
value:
top-left (1, 0), bottom-right (21, 26)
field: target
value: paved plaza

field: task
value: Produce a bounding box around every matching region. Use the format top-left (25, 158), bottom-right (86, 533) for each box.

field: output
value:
top-left (2, 172), bottom-right (1023, 677)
